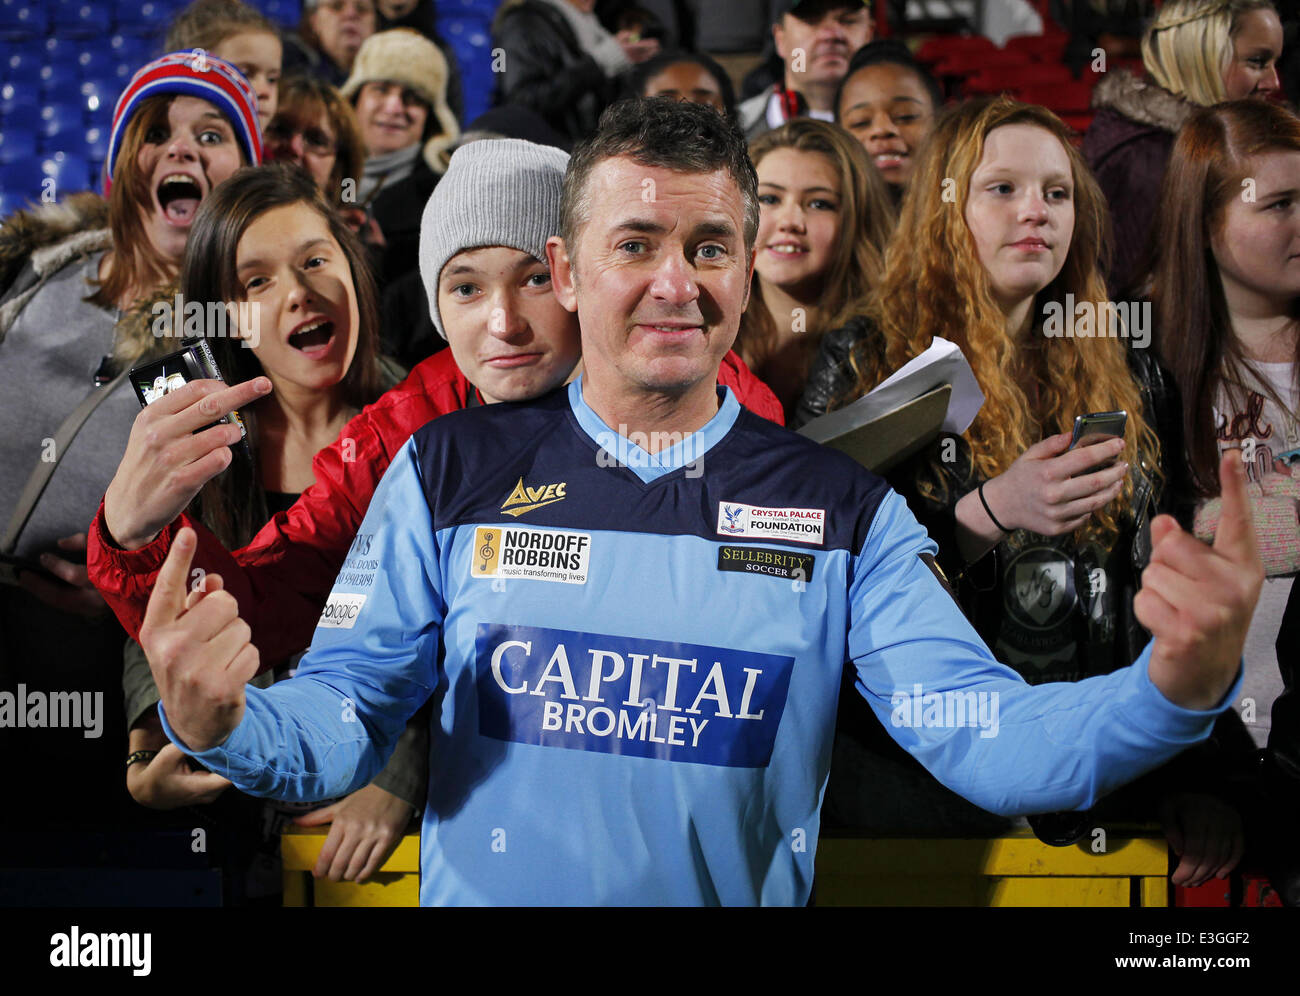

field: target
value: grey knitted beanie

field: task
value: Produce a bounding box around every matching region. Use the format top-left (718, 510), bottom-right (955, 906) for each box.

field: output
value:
top-left (419, 138), bottom-right (571, 340)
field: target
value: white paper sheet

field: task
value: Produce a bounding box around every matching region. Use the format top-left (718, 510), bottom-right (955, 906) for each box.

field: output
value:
top-left (799, 336), bottom-right (984, 443)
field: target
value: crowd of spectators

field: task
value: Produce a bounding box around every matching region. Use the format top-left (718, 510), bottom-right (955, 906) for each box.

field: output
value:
top-left (0, 0), bottom-right (1297, 906)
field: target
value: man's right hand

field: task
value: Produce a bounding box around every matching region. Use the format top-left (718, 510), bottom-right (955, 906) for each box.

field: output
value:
top-left (139, 528), bottom-right (260, 753)
top-left (104, 377), bottom-right (271, 550)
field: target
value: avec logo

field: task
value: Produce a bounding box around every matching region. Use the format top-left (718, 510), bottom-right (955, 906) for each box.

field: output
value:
top-left (501, 477), bottom-right (567, 518)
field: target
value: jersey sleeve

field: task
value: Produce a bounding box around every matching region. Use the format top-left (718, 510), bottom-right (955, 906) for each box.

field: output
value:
top-left (157, 438), bottom-right (444, 802)
top-left (846, 489), bottom-right (1242, 817)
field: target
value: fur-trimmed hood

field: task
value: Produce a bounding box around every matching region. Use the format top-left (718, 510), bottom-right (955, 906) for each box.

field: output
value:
top-left (0, 192), bottom-right (109, 295)
top-left (1091, 70), bottom-right (1195, 135)
top-left (0, 193), bottom-right (177, 367)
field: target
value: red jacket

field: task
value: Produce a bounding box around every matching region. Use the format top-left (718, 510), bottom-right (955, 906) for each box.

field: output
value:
top-left (88, 348), bottom-right (783, 665)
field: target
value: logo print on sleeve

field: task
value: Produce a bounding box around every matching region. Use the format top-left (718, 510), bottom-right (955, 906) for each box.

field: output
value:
top-left (471, 526), bottom-right (590, 584)
top-left (475, 624), bottom-right (795, 767)
top-left (318, 593), bottom-right (367, 629)
top-left (501, 477), bottom-right (568, 517)
top-left (716, 502), bottom-right (825, 545)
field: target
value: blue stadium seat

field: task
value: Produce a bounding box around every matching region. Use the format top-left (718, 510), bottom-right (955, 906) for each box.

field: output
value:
top-left (0, 127), bottom-right (38, 163)
top-left (52, 0), bottom-right (113, 38)
top-left (40, 151), bottom-right (93, 193)
top-left (109, 32), bottom-right (152, 66)
top-left (3, 46), bottom-right (42, 79)
top-left (0, 159), bottom-right (45, 200)
top-left (83, 124), bottom-right (108, 160)
top-left (116, 0), bottom-right (170, 38)
top-left (39, 66), bottom-right (99, 109)
top-left (41, 72), bottom-right (88, 102)
top-left (78, 47), bottom-right (119, 78)
top-left (440, 0), bottom-right (497, 13)
top-left (38, 102), bottom-right (86, 141)
top-left (79, 77), bottom-right (122, 110)
top-left (0, 84), bottom-right (41, 130)
top-left (46, 51), bottom-right (86, 77)
top-left (0, 0), bottom-right (49, 41)
top-left (260, 0), bottom-right (302, 26)
top-left (75, 80), bottom-right (120, 117)
top-left (0, 186), bottom-right (33, 218)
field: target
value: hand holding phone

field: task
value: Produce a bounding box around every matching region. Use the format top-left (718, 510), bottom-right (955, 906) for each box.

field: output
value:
top-left (103, 374), bottom-right (272, 552)
top-left (976, 429), bottom-right (1130, 538)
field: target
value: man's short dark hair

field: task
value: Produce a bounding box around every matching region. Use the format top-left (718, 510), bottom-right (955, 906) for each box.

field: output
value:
top-left (560, 97), bottom-right (759, 255)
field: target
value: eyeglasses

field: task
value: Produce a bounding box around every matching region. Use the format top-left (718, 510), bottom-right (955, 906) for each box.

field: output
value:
top-left (265, 121), bottom-right (338, 155)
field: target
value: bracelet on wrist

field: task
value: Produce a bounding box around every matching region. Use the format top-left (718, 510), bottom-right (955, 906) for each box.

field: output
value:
top-left (125, 749), bottom-right (159, 768)
top-left (978, 481), bottom-right (1012, 535)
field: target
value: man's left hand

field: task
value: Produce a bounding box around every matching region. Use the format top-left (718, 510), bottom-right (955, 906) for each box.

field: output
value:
top-left (1137, 452), bottom-right (1264, 710)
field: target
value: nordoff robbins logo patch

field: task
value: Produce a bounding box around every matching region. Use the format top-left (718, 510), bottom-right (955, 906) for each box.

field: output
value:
top-left (471, 526), bottom-right (590, 584)
top-left (501, 476), bottom-right (567, 517)
top-left (318, 592), bottom-right (367, 629)
top-left (716, 502), bottom-right (825, 545)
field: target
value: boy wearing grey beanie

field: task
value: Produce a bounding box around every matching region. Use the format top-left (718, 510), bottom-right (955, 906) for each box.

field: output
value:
top-left (417, 138), bottom-right (584, 405)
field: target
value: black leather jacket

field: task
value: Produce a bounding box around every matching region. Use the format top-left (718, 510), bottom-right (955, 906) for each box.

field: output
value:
top-left (796, 317), bottom-right (1184, 674)
top-left (492, 1), bottom-right (615, 143)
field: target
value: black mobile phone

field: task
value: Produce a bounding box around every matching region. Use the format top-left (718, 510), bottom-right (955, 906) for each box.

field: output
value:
top-left (1069, 410), bottom-right (1127, 475)
top-left (128, 338), bottom-right (250, 461)
top-left (1069, 410), bottom-right (1127, 449)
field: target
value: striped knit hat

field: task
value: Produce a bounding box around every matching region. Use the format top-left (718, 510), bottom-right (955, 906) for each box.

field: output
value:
top-left (104, 50), bottom-right (263, 193)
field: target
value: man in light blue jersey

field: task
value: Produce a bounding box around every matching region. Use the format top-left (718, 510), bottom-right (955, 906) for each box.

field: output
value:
top-left (138, 99), bottom-right (1264, 905)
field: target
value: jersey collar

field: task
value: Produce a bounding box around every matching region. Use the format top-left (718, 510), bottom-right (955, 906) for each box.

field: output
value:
top-left (568, 375), bottom-right (741, 484)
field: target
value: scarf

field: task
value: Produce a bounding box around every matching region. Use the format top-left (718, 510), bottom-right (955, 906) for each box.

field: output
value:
top-left (359, 142), bottom-right (422, 204)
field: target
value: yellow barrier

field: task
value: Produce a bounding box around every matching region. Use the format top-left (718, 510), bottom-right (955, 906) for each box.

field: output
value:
top-left (282, 825), bottom-right (1169, 907)
top-left (815, 828), bottom-right (1169, 907)
top-left (281, 825), bottom-right (420, 907)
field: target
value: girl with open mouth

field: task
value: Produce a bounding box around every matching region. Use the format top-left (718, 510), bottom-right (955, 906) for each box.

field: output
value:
top-left (116, 162), bottom-right (416, 887)
top-left (0, 51), bottom-right (260, 835)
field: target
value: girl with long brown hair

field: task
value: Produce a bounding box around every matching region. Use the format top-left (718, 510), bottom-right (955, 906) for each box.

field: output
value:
top-left (0, 52), bottom-right (259, 828)
top-left (1150, 100), bottom-right (1300, 901)
top-left (736, 117), bottom-right (895, 420)
top-left (117, 164), bottom-right (416, 887)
